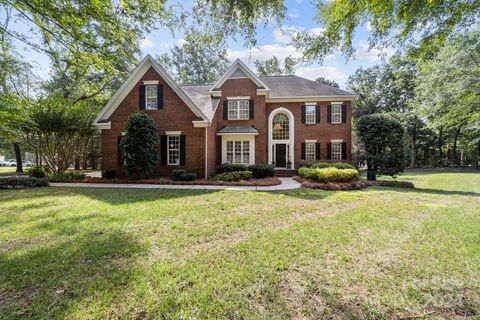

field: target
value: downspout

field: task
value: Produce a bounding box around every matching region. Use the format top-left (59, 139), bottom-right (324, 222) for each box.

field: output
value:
top-left (205, 126), bottom-right (208, 179)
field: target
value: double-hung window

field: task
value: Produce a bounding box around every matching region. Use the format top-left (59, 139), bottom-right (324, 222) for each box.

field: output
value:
top-left (146, 85), bottom-right (158, 110)
top-left (228, 100), bottom-right (249, 120)
top-left (331, 142), bottom-right (342, 161)
top-left (305, 142), bottom-right (316, 162)
top-left (305, 105), bottom-right (316, 124)
top-left (226, 140), bottom-right (250, 164)
top-left (167, 135), bottom-right (180, 165)
top-left (331, 103), bottom-right (342, 123)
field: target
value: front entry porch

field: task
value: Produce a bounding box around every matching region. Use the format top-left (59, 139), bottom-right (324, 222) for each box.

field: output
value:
top-left (272, 143), bottom-right (290, 169)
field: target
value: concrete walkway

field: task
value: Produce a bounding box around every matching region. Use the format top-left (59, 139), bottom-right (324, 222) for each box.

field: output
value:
top-left (50, 177), bottom-right (301, 191)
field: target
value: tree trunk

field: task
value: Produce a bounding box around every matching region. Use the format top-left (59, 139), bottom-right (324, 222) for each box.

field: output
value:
top-left (74, 158), bottom-right (80, 170)
top-left (35, 149), bottom-right (39, 166)
top-left (452, 127), bottom-right (461, 165)
top-left (410, 132), bottom-right (417, 168)
top-left (13, 142), bottom-right (23, 173)
top-left (437, 127), bottom-right (443, 166)
top-left (367, 161), bottom-right (376, 181)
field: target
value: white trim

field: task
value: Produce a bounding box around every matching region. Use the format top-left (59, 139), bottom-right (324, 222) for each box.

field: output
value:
top-left (331, 104), bottom-right (342, 124)
top-left (121, 131), bottom-right (126, 136)
top-left (210, 91), bottom-right (221, 97)
top-left (210, 59), bottom-right (269, 92)
top-left (266, 96), bottom-right (355, 103)
top-left (93, 121), bottom-right (111, 130)
top-left (256, 88), bottom-right (270, 96)
top-left (221, 134), bottom-right (255, 165)
top-left (305, 139), bottom-right (317, 143)
top-left (268, 107), bottom-right (295, 169)
top-left (166, 135), bottom-right (181, 166)
top-left (94, 55), bottom-right (209, 125)
top-left (205, 127), bottom-right (208, 179)
top-left (305, 102), bottom-right (317, 106)
top-left (227, 96), bottom-right (250, 100)
top-left (192, 120), bottom-right (209, 128)
top-left (165, 131), bottom-right (182, 135)
top-left (143, 80), bottom-right (159, 85)
top-left (217, 132), bottom-right (259, 136)
top-left (331, 101), bottom-right (343, 104)
top-left (305, 105), bottom-right (316, 124)
top-left (331, 139), bottom-right (344, 143)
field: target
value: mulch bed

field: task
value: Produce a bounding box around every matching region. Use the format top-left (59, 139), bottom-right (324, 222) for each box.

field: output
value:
top-left (294, 176), bottom-right (414, 190)
top-left (54, 176), bottom-right (282, 187)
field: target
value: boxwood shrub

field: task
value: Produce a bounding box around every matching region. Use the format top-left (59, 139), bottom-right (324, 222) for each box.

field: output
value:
top-left (171, 170), bottom-right (197, 181)
top-left (248, 164), bottom-right (274, 179)
top-left (26, 166), bottom-right (47, 178)
top-left (310, 161), bottom-right (356, 170)
top-left (215, 171), bottom-right (252, 182)
top-left (216, 163), bottom-right (248, 174)
top-left (0, 177), bottom-right (49, 189)
top-left (49, 171), bottom-right (86, 182)
top-left (298, 167), bottom-right (359, 183)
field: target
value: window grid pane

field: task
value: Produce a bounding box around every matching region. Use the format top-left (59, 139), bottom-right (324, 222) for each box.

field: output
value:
top-left (226, 141), bottom-right (234, 163)
top-left (226, 140), bottom-right (250, 165)
top-left (146, 85), bottom-right (158, 110)
top-left (272, 113), bottom-right (289, 140)
top-left (228, 100), bottom-right (249, 120)
top-left (305, 106), bottom-right (316, 124)
top-left (168, 135), bottom-right (180, 165)
top-left (242, 141), bottom-right (250, 164)
top-left (332, 104), bottom-right (342, 123)
top-left (331, 142), bottom-right (342, 161)
top-left (305, 142), bottom-right (316, 162)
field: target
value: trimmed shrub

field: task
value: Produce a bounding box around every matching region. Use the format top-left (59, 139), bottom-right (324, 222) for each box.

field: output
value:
top-left (49, 171), bottom-right (86, 182)
top-left (310, 161), bottom-right (355, 170)
top-left (172, 169), bottom-right (187, 180)
top-left (26, 166), bottom-right (46, 178)
top-left (215, 171), bottom-right (252, 182)
top-left (102, 170), bottom-right (116, 179)
top-left (0, 177), bottom-right (49, 189)
top-left (216, 163), bottom-right (248, 174)
top-left (177, 172), bottom-right (197, 181)
top-left (298, 167), bottom-right (359, 183)
top-left (248, 164), bottom-right (275, 179)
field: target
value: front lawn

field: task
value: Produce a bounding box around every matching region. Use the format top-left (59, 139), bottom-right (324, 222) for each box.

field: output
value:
top-left (1, 169), bottom-right (479, 319)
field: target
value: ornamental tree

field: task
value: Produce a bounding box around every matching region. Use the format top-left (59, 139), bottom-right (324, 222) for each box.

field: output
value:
top-left (122, 112), bottom-right (158, 178)
top-left (356, 114), bottom-right (405, 180)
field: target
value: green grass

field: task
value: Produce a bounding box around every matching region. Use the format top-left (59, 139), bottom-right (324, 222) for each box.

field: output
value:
top-left (0, 167), bottom-right (19, 174)
top-left (1, 169), bottom-right (480, 319)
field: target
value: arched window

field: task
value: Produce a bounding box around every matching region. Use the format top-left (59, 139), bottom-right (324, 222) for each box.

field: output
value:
top-left (272, 113), bottom-right (289, 140)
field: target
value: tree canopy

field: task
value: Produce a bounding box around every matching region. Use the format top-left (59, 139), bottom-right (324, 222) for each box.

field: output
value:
top-left (315, 77), bottom-right (339, 88)
top-left (254, 56), bottom-right (297, 76)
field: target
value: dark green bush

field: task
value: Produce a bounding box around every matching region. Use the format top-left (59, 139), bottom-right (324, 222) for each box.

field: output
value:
top-left (49, 171), bottom-right (86, 182)
top-left (216, 163), bottom-right (248, 174)
top-left (248, 164), bottom-right (275, 178)
top-left (310, 161), bottom-right (355, 170)
top-left (177, 172), bottom-right (197, 181)
top-left (298, 167), bottom-right (359, 183)
top-left (102, 170), bottom-right (116, 179)
top-left (26, 166), bottom-right (46, 178)
top-left (215, 171), bottom-right (252, 182)
top-left (172, 169), bottom-right (187, 180)
top-left (0, 177), bottom-right (49, 189)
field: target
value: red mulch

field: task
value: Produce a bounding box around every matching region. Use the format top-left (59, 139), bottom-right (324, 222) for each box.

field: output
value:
top-left (294, 176), bottom-right (414, 190)
top-left (58, 176), bottom-right (282, 187)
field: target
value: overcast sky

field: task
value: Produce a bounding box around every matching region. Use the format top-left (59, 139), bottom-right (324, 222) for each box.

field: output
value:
top-left (4, 0), bottom-right (395, 89)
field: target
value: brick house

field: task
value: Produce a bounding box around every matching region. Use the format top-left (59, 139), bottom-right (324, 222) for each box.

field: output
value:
top-left (94, 55), bottom-right (355, 178)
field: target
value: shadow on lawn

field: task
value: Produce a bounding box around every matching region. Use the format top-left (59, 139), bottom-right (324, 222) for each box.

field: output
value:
top-left (0, 228), bottom-right (145, 319)
top-left (399, 187), bottom-right (480, 197)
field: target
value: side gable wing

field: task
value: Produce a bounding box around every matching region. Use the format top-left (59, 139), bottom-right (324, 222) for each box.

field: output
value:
top-left (209, 59), bottom-right (270, 92)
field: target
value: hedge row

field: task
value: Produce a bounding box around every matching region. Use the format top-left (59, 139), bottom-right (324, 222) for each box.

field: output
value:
top-left (172, 170), bottom-right (197, 181)
top-left (215, 163), bottom-right (274, 179)
top-left (48, 171), bottom-right (86, 182)
top-left (215, 171), bottom-right (252, 182)
top-left (298, 167), bottom-right (359, 183)
top-left (310, 161), bottom-right (356, 170)
top-left (0, 177), bottom-right (49, 189)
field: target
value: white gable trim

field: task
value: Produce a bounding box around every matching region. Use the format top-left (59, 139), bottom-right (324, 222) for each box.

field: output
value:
top-left (209, 59), bottom-right (270, 93)
top-left (94, 55), bottom-right (209, 125)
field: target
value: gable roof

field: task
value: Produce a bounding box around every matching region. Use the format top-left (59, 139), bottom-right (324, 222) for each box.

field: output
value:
top-left (94, 55), bottom-right (210, 125)
top-left (260, 75), bottom-right (354, 97)
top-left (209, 59), bottom-right (269, 91)
top-left (180, 84), bottom-right (220, 121)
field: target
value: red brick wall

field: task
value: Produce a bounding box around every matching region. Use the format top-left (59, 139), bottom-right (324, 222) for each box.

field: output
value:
top-left (101, 67), bottom-right (206, 178)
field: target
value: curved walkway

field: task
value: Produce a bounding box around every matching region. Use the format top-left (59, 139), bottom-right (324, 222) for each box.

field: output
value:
top-left (50, 177), bottom-right (301, 191)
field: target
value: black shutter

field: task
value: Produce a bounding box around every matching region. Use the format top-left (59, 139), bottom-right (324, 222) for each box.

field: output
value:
top-left (315, 143), bottom-right (320, 160)
top-left (342, 142), bottom-right (347, 160)
top-left (223, 101), bottom-right (228, 120)
top-left (327, 105), bottom-right (332, 123)
top-left (157, 84), bottom-right (163, 109)
top-left (315, 105), bottom-right (320, 124)
top-left (160, 135), bottom-right (167, 165)
top-left (342, 104), bottom-right (347, 123)
top-left (301, 143), bottom-right (306, 160)
top-left (139, 85), bottom-right (146, 110)
top-left (249, 99), bottom-right (254, 119)
top-left (180, 135), bottom-right (186, 166)
top-left (117, 136), bottom-right (123, 166)
top-left (301, 105), bottom-right (306, 124)
top-left (327, 143), bottom-right (332, 160)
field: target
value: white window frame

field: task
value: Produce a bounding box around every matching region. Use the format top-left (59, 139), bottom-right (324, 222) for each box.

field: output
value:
top-left (305, 105), bottom-right (316, 124)
top-left (226, 140), bottom-right (250, 165)
top-left (331, 142), bottom-right (342, 161)
top-left (331, 103), bottom-right (342, 124)
top-left (305, 142), bottom-right (316, 162)
top-left (145, 85), bottom-right (158, 110)
top-left (227, 99), bottom-right (249, 120)
top-left (221, 134), bottom-right (255, 165)
top-left (167, 135), bottom-right (180, 165)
